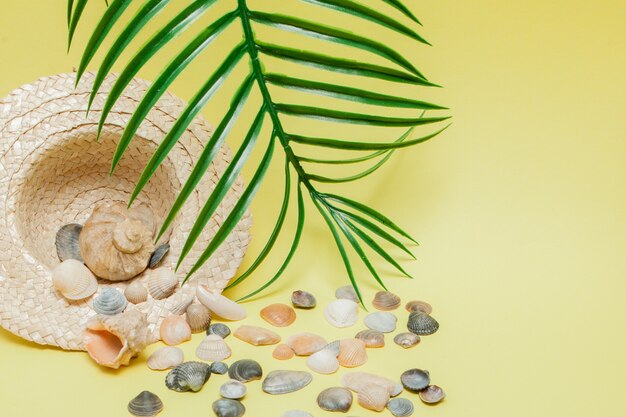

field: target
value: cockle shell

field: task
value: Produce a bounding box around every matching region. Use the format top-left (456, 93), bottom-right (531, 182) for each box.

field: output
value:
top-left (286, 332), bottom-right (327, 356)
top-left (93, 287), bottom-right (128, 315)
top-left (342, 372), bottom-right (404, 397)
top-left (165, 361), bottom-right (211, 392)
top-left (372, 291), bottom-right (401, 311)
top-left (321, 340), bottom-right (341, 356)
top-left (394, 332), bottom-right (420, 349)
top-left (127, 391), bottom-right (163, 417)
top-left (169, 293), bottom-right (194, 315)
top-left (208, 323), bottom-right (231, 338)
top-left (147, 268), bottom-right (178, 300)
top-left (407, 311), bottom-right (439, 335)
top-left (55, 223), bottom-right (83, 262)
top-left (125, 280), bottom-right (148, 304)
top-left (51, 259), bottom-right (98, 301)
top-left (212, 399), bottom-right (245, 417)
top-left (211, 362), bottom-right (229, 375)
top-left (291, 290), bottom-right (316, 309)
top-left (147, 347), bottom-right (184, 370)
top-left (358, 383), bottom-right (390, 412)
top-left (260, 303), bottom-right (296, 327)
top-left (282, 411), bottom-right (313, 417)
top-left (306, 348), bottom-right (340, 374)
top-left (364, 311), bottom-right (397, 333)
top-left (234, 325), bottom-right (281, 346)
top-left (387, 398), bottom-right (415, 417)
top-left (400, 369), bottom-right (430, 392)
top-left (220, 379), bottom-right (247, 399)
top-left (355, 329), bottom-right (385, 348)
top-left (405, 300), bottom-right (432, 315)
top-left (186, 303), bottom-right (211, 333)
top-left (335, 285), bottom-right (360, 303)
top-left (419, 385), bottom-right (446, 404)
top-left (197, 286), bottom-right (246, 320)
top-left (272, 344), bottom-right (295, 360)
top-left (83, 309), bottom-right (150, 369)
top-left (160, 315), bottom-right (192, 346)
top-left (324, 299), bottom-right (358, 328)
top-left (317, 387), bottom-right (353, 412)
top-left (196, 334), bottom-right (231, 361)
top-left (228, 359), bottom-right (263, 383)
top-left (149, 244), bottom-right (170, 269)
top-left (262, 370), bottom-right (313, 395)
top-left (338, 338), bottom-right (368, 368)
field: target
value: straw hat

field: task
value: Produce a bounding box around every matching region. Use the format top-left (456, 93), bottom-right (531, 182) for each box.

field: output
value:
top-left (0, 73), bottom-right (252, 350)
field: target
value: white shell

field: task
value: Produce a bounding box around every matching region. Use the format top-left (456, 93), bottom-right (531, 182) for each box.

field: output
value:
top-left (196, 334), bottom-right (232, 361)
top-left (220, 379), bottom-right (247, 400)
top-left (147, 346), bottom-right (184, 370)
top-left (147, 268), bottom-right (178, 300)
top-left (335, 285), bottom-right (359, 303)
top-left (160, 315), bottom-right (192, 346)
top-left (93, 287), bottom-right (128, 315)
top-left (306, 348), bottom-right (339, 374)
top-left (324, 299), bottom-right (358, 328)
top-left (262, 370), bottom-right (313, 395)
top-left (364, 311), bottom-right (397, 333)
top-left (342, 372), bottom-right (403, 397)
top-left (282, 412), bottom-right (313, 417)
top-left (124, 280), bottom-right (148, 304)
top-left (51, 259), bottom-right (98, 301)
top-left (197, 286), bottom-right (246, 320)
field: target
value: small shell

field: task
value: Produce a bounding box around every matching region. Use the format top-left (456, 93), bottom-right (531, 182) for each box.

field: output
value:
top-left (211, 362), bottom-right (229, 375)
top-left (405, 300), bottom-right (432, 315)
top-left (418, 385), bottom-right (446, 404)
top-left (128, 391), bottom-right (163, 417)
top-left (286, 332), bottom-right (328, 356)
top-left (372, 291), bottom-right (401, 311)
top-left (55, 223), bottom-right (83, 262)
top-left (51, 259), bottom-right (98, 301)
top-left (212, 399), bottom-right (245, 417)
top-left (272, 344), bottom-right (295, 360)
top-left (207, 323), bottom-right (231, 338)
top-left (335, 285), bottom-right (360, 303)
top-left (357, 383), bottom-right (390, 412)
top-left (262, 370), bottom-right (313, 395)
top-left (321, 340), bottom-right (341, 356)
top-left (355, 329), bottom-right (385, 348)
top-left (149, 243), bottom-right (170, 269)
top-left (394, 332), bottom-right (421, 349)
top-left (234, 325), bottom-right (281, 346)
top-left (169, 293), bottom-right (194, 315)
top-left (306, 349), bottom-right (340, 374)
top-left (160, 315), bottom-right (192, 346)
top-left (317, 387), bottom-right (353, 412)
top-left (147, 268), bottom-right (178, 300)
top-left (291, 290), bottom-right (316, 309)
top-left (186, 303), bottom-right (211, 333)
top-left (400, 369), bottom-right (430, 392)
top-left (125, 280), bottom-right (148, 304)
top-left (407, 311), bottom-right (439, 335)
top-left (260, 303), bottom-right (296, 327)
top-left (387, 398), bottom-right (415, 417)
top-left (342, 372), bottom-right (403, 397)
top-left (324, 299), bottom-right (359, 328)
top-left (364, 312), bottom-right (397, 333)
top-left (220, 379), bottom-right (247, 399)
top-left (147, 347), bottom-right (184, 370)
top-left (93, 287), bottom-right (127, 315)
top-left (196, 334), bottom-right (232, 361)
top-left (228, 359), bottom-right (263, 383)
top-left (282, 411), bottom-right (313, 417)
top-left (197, 286), bottom-right (246, 321)
top-left (338, 339), bottom-right (368, 368)
top-left (165, 361), bottom-right (211, 392)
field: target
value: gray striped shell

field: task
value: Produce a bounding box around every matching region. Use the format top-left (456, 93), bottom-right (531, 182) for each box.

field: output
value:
top-left (228, 359), bottom-right (263, 383)
top-left (211, 361), bottom-right (229, 375)
top-left (212, 399), bottom-right (245, 417)
top-left (262, 370), bottom-right (313, 395)
top-left (165, 361), bottom-right (211, 392)
top-left (207, 323), bottom-right (231, 338)
top-left (149, 243), bottom-right (170, 269)
top-left (317, 387), bottom-right (353, 412)
top-left (127, 391), bottom-right (163, 417)
top-left (93, 287), bottom-right (127, 315)
top-left (400, 369), bottom-right (430, 392)
top-left (407, 311), bottom-right (439, 335)
top-left (387, 398), bottom-right (414, 417)
top-left (55, 223), bottom-right (83, 262)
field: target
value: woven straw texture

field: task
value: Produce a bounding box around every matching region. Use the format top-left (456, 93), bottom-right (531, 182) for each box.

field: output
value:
top-left (0, 73), bottom-right (252, 351)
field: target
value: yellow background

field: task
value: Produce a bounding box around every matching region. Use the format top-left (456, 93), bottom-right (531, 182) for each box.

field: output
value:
top-left (0, 1), bottom-right (625, 416)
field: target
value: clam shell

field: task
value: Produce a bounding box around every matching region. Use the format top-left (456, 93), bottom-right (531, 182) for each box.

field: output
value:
top-left (160, 315), bottom-right (192, 346)
top-left (407, 311), bottom-right (439, 335)
top-left (321, 340), bottom-right (341, 356)
top-left (149, 243), bottom-right (170, 269)
top-left (418, 385), bottom-right (446, 404)
top-left (400, 369), bottom-right (430, 392)
top-left (405, 300), bottom-right (432, 314)
top-left (260, 303), bottom-right (296, 327)
top-left (147, 346), bottom-right (184, 371)
top-left (342, 372), bottom-right (403, 397)
top-left (93, 287), bottom-right (127, 315)
top-left (282, 411), bottom-right (313, 417)
top-left (211, 361), bottom-right (229, 375)
top-left (186, 303), bottom-right (211, 333)
top-left (317, 387), bottom-right (353, 412)
top-left (220, 379), bottom-right (247, 399)
top-left (357, 383), bottom-right (390, 412)
top-left (207, 323), bottom-right (231, 338)
top-left (355, 329), bottom-right (385, 348)
top-left (324, 299), bottom-right (358, 328)
top-left (212, 399), bottom-right (245, 417)
top-left (165, 361), bottom-right (211, 392)
top-left (51, 259), bottom-right (98, 301)
top-left (372, 291), bottom-right (401, 311)
top-left (234, 325), bottom-right (281, 346)
top-left (124, 280), bottom-right (148, 304)
top-left (338, 338), bottom-right (368, 368)
top-left (147, 268), bottom-right (178, 300)
top-left (364, 311), bottom-right (397, 333)
top-left (127, 391), bottom-right (163, 417)
top-left (262, 370), bottom-right (313, 395)
top-left (387, 398), bottom-right (414, 417)
top-left (306, 349), bottom-right (340, 374)
top-left (169, 293), bottom-right (194, 315)
top-left (55, 223), bottom-right (83, 262)
top-left (272, 344), bottom-right (295, 360)
top-left (335, 285), bottom-right (360, 303)
top-left (394, 332), bottom-right (420, 349)
top-left (286, 332), bottom-right (327, 356)
top-left (196, 334), bottom-right (232, 361)
top-left (228, 359), bottom-right (263, 383)
top-left (197, 286), bottom-right (246, 320)
top-left (291, 290), bottom-right (316, 309)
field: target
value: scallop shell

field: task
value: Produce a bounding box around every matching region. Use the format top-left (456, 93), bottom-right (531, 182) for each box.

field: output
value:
top-left (93, 287), bottom-right (128, 315)
top-left (124, 280), bottom-right (148, 304)
top-left (262, 370), bottom-right (313, 395)
top-left (196, 334), bottom-right (232, 361)
top-left (335, 285), bottom-right (360, 303)
top-left (282, 411), bottom-right (313, 417)
top-left (228, 359), bottom-right (263, 383)
top-left (212, 399), bottom-right (245, 417)
top-left (324, 299), bottom-right (358, 328)
top-left (357, 383), bottom-right (390, 412)
top-left (364, 311), bottom-right (397, 333)
top-left (407, 311), bottom-right (439, 335)
top-left (418, 385), bottom-right (446, 404)
top-left (272, 344), bottom-right (295, 360)
top-left (55, 223), bottom-right (83, 262)
top-left (338, 338), bottom-right (368, 368)
top-left (220, 379), bottom-right (247, 399)
top-left (355, 329), bottom-right (385, 348)
top-left (260, 303), bottom-right (296, 327)
top-left (207, 323), bottom-right (231, 338)
top-left (306, 348), bottom-right (340, 374)
top-left (211, 361), bottom-right (229, 375)
top-left (51, 259), bottom-right (98, 301)
top-left (387, 398), bottom-right (415, 417)
top-left (147, 268), bottom-right (178, 300)
top-left (405, 300), bottom-right (432, 315)
top-left (149, 243), bottom-right (170, 269)
top-left (394, 332), bottom-right (420, 349)
top-left (160, 315), bottom-right (192, 346)
top-left (197, 286), bottom-right (246, 321)
top-left (342, 372), bottom-right (403, 397)
top-left (400, 369), bottom-right (430, 392)
top-left (165, 361), bottom-right (211, 392)
top-left (128, 391), bottom-right (163, 417)
top-left (286, 332), bottom-right (328, 356)
top-left (234, 325), bottom-right (281, 346)
top-left (317, 387), bottom-right (353, 412)
top-left (372, 291), bottom-right (401, 311)
top-left (147, 347), bottom-right (184, 371)
top-left (291, 290), bottom-right (316, 309)
top-left (186, 303), bottom-right (211, 333)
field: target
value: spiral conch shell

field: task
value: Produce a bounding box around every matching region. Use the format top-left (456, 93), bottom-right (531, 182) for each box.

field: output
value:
top-left (83, 309), bottom-right (151, 368)
top-left (79, 202), bottom-right (155, 281)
